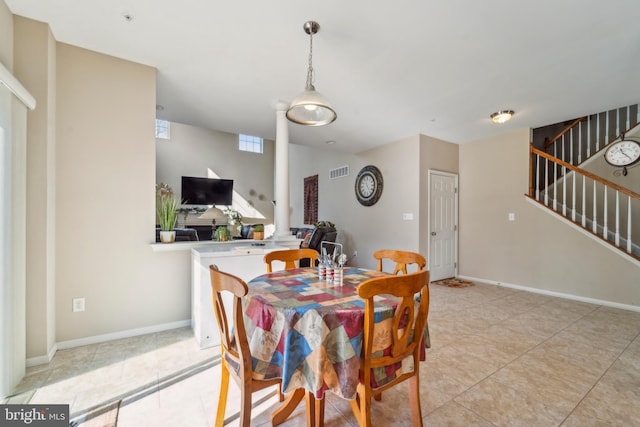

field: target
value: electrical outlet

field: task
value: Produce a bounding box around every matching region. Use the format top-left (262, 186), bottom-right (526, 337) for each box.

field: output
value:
top-left (353, 251), bottom-right (357, 257)
top-left (72, 298), bottom-right (85, 312)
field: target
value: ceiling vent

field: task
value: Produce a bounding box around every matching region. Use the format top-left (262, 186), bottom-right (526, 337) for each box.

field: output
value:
top-left (329, 165), bottom-right (349, 180)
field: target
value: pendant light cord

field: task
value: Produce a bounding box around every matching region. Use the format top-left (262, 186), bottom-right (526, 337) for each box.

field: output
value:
top-left (305, 30), bottom-right (314, 90)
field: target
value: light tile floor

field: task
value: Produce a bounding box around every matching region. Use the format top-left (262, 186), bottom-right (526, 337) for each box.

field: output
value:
top-left (6, 282), bottom-right (640, 426)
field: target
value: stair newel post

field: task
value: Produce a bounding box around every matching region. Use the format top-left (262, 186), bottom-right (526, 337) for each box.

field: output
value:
top-left (529, 144), bottom-right (534, 198)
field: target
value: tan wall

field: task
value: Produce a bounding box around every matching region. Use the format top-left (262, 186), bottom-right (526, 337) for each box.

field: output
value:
top-left (1, 0), bottom-right (31, 396)
top-left (14, 16), bottom-right (57, 360)
top-left (459, 128), bottom-right (640, 307)
top-left (289, 136), bottom-right (423, 271)
top-left (418, 135), bottom-right (459, 255)
top-left (0, 0), bottom-right (11, 67)
top-left (355, 136), bottom-right (422, 268)
top-left (288, 143), bottom-right (359, 252)
top-left (55, 43), bottom-right (194, 343)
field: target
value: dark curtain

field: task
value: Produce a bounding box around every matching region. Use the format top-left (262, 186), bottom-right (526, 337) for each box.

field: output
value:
top-left (304, 175), bottom-right (318, 224)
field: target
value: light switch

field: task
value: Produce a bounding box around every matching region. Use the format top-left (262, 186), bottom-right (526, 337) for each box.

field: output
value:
top-left (402, 213), bottom-right (414, 220)
top-left (508, 213), bottom-right (515, 221)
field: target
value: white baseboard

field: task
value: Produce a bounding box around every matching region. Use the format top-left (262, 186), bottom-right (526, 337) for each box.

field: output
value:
top-left (26, 320), bottom-right (191, 367)
top-left (26, 344), bottom-right (58, 368)
top-left (457, 274), bottom-right (640, 313)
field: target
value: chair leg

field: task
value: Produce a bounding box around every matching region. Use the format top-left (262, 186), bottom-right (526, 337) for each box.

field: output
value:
top-left (305, 392), bottom-right (316, 427)
top-left (215, 364), bottom-right (230, 427)
top-left (315, 395), bottom-right (325, 427)
top-left (349, 387), bottom-right (372, 427)
top-left (360, 392), bottom-right (372, 427)
top-left (408, 375), bottom-right (423, 427)
top-left (349, 397), bottom-right (362, 426)
top-left (238, 382), bottom-right (252, 427)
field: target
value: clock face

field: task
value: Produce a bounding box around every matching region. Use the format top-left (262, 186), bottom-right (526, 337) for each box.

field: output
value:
top-left (359, 174), bottom-right (375, 198)
top-left (355, 165), bottom-right (383, 206)
top-left (605, 140), bottom-right (640, 167)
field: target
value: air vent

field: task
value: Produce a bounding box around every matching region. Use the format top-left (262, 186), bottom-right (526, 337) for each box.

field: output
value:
top-left (329, 165), bottom-right (349, 180)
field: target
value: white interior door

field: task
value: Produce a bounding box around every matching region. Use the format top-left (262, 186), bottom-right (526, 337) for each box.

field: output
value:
top-left (429, 171), bottom-right (458, 281)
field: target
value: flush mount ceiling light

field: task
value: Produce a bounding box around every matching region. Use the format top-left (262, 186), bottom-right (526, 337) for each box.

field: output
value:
top-left (286, 21), bottom-right (337, 126)
top-left (491, 110), bottom-right (514, 124)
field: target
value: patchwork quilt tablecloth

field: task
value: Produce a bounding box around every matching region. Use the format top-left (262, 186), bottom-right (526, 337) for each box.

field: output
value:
top-left (244, 267), bottom-right (425, 400)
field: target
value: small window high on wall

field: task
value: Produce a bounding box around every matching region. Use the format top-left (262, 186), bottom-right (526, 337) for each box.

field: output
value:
top-left (239, 134), bottom-right (263, 153)
top-left (155, 119), bottom-right (170, 139)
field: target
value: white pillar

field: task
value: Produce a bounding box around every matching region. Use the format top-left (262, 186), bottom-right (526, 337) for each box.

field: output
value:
top-left (273, 101), bottom-right (295, 243)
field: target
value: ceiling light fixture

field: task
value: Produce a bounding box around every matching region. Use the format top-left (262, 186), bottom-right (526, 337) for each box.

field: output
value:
top-left (491, 110), bottom-right (514, 124)
top-left (286, 21), bottom-right (337, 126)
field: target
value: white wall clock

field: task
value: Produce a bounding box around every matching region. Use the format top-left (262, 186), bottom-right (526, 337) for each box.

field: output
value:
top-left (355, 165), bottom-right (383, 206)
top-left (605, 139), bottom-right (640, 167)
top-left (605, 138), bottom-right (640, 176)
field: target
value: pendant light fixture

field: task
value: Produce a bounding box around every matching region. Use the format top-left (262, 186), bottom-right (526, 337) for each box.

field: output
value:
top-left (286, 21), bottom-right (337, 126)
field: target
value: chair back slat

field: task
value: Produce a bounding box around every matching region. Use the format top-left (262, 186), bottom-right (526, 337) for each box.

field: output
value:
top-left (264, 248), bottom-right (319, 272)
top-left (373, 249), bottom-right (426, 275)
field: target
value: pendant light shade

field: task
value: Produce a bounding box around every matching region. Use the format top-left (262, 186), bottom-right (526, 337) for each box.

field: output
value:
top-left (287, 86), bottom-right (337, 126)
top-left (286, 21), bottom-right (337, 126)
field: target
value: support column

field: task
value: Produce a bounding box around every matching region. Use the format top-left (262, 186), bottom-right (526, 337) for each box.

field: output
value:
top-left (272, 101), bottom-right (298, 247)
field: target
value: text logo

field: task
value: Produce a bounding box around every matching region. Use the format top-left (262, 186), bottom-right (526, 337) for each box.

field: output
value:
top-left (0, 405), bottom-right (69, 426)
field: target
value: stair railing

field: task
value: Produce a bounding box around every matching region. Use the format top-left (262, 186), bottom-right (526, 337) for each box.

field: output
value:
top-left (543, 106), bottom-right (639, 168)
top-left (529, 145), bottom-right (640, 259)
top-left (543, 116), bottom-right (585, 155)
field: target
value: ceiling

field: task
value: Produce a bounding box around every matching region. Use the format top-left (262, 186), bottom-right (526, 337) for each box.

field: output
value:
top-left (6, 0), bottom-right (640, 153)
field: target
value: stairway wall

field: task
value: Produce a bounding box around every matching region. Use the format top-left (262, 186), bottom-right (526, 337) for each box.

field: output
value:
top-left (459, 128), bottom-right (640, 309)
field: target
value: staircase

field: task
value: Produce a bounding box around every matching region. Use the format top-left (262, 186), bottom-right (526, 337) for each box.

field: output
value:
top-left (528, 105), bottom-right (640, 262)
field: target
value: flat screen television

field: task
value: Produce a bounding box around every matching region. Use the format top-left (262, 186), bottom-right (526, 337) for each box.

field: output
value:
top-left (181, 176), bottom-right (233, 205)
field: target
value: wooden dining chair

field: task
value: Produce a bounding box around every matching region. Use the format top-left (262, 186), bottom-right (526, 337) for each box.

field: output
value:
top-left (373, 249), bottom-right (426, 275)
top-left (263, 248), bottom-right (319, 272)
top-left (350, 269), bottom-right (430, 427)
top-left (209, 265), bottom-right (284, 427)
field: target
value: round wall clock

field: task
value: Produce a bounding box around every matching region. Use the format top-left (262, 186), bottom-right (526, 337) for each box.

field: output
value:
top-left (355, 165), bottom-right (383, 206)
top-left (604, 138), bottom-right (640, 167)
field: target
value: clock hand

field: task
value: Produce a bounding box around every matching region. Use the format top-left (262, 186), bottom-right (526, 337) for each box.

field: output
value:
top-left (619, 149), bottom-right (632, 160)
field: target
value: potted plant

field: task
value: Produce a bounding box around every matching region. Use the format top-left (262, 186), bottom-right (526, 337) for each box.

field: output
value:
top-left (215, 225), bottom-right (230, 242)
top-left (224, 208), bottom-right (243, 237)
top-left (314, 220), bottom-right (336, 230)
top-left (252, 224), bottom-right (264, 240)
top-left (156, 184), bottom-right (179, 243)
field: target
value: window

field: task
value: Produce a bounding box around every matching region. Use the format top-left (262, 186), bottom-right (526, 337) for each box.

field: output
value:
top-left (155, 119), bottom-right (170, 139)
top-left (239, 134), bottom-right (263, 153)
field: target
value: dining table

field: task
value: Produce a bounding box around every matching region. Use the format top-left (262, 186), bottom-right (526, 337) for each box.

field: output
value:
top-left (243, 266), bottom-right (430, 426)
